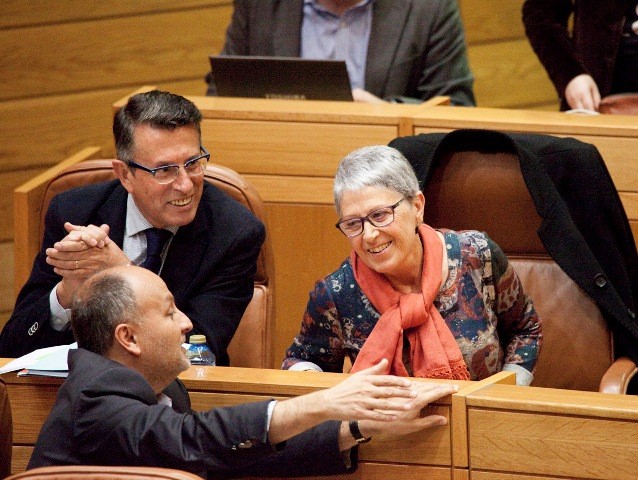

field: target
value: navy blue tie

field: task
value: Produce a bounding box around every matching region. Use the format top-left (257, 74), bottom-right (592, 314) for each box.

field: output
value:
top-left (141, 228), bottom-right (172, 274)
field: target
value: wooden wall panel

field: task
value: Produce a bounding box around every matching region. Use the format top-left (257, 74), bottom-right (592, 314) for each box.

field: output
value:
top-left (11, 447), bottom-right (32, 476)
top-left (574, 135), bottom-right (638, 191)
top-left (1, 80), bottom-right (205, 174)
top-left (5, 383), bottom-right (60, 444)
top-left (460, 0), bottom-right (526, 44)
top-left (466, 384), bottom-right (638, 480)
top-left (0, 6), bottom-right (231, 101)
top-left (468, 40), bottom-right (559, 109)
top-left (265, 204), bottom-right (350, 362)
top-left (472, 472), bottom-right (566, 480)
top-left (0, 91), bottom-right (119, 172)
top-left (190, 392), bottom-right (275, 411)
top-left (1, 0), bottom-right (230, 27)
top-left (459, 0), bottom-right (559, 111)
top-left (621, 193), bottom-right (638, 220)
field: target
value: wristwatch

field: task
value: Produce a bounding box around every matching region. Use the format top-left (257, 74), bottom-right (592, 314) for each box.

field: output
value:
top-left (348, 420), bottom-right (371, 444)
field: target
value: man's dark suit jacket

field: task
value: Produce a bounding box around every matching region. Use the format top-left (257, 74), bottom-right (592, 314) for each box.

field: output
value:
top-left (0, 181), bottom-right (265, 364)
top-left (207, 0), bottom-right (475, 106)
top-left (389, 129), bottom-right (638, 365)
top-left (523, 0), bottom-right (626, 110)
top-left (28, 349), bottom-right (352, 478)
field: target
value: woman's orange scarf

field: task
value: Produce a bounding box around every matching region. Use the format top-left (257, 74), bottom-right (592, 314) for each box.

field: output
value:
top-left (350, 223), bottom-right (470, 379)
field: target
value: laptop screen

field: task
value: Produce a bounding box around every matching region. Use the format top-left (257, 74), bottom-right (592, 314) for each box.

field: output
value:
top-left (209, 55), bottom-right (353, 101)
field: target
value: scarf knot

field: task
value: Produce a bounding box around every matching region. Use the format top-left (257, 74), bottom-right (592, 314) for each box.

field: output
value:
top-left (350, 224), bottom-right (470, 380)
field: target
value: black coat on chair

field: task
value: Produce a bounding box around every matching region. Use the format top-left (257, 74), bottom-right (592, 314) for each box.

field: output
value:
top-left (389, 129), bottom-right (638, 367)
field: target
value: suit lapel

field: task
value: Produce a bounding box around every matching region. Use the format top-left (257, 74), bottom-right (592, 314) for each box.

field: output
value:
top-left (272, 0), bottom-right (303, 56)
top-left (366, 0), bottom-right (411, 96)
top-left (96, 183), bottom-right (128, 247)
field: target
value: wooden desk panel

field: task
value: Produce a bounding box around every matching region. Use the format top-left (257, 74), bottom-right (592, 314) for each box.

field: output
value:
top-left (8, 362), bottom-right (635, 480)
top-left (192, 96), bottom-right (441, 179)
top-left (413, 108), bottom-right (638, 192)
top-left (413, 106), bottom-right (638, 135)
top-left (466, 384), bottom-right (638, 480)
top-left (181, 366), bottom-right (463, 470)
top-left (203, 119), bottom-right (398, 177)
top-left (1, 362), bottom-right (472, 477)
top-left (0, 370), bottom-right (63, 475)
top-left (1, 375), bottom-right (62, 444)
top-left (470, 409), bottom-right (637, 479)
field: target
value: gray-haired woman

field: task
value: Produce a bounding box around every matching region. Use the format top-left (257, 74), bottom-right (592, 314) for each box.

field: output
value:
top-left (283, 145), bottom-right (542, 385)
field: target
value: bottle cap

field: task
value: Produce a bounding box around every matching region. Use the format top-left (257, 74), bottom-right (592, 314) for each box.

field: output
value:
top-left (189, 334), bottom-right (207, 344)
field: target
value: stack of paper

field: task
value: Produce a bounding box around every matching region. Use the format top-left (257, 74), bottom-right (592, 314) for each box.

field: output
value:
top-left (0, 343), bottom-right (76, 378)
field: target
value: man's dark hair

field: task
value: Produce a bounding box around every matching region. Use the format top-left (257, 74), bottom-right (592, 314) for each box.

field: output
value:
top-left (113, 90), bottom-right (203, 163)
top-left (71, 272), bottom-right (137, 355)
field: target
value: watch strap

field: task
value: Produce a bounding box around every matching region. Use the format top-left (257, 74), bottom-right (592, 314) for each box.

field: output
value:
top-left (348, 420), bottom-right (371, 444)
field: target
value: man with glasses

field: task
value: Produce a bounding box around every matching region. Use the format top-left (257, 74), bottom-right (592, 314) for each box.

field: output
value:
top-left (0, 90), bottom-right (265, 369)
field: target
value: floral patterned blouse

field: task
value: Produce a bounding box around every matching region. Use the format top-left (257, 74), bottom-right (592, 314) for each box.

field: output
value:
top-left (282, 230), bottom-right (542, 383)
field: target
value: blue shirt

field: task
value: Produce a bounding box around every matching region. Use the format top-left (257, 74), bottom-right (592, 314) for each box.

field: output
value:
top-left (301, 0), bottom-right (374, 90)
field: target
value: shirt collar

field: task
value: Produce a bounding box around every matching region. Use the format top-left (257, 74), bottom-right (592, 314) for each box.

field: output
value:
top-left (125, 194), bottom-right (179, 237)
top-left (304, 0), bottom-right (374, 16)
top-left (156, 393), bottom-right (173, 407)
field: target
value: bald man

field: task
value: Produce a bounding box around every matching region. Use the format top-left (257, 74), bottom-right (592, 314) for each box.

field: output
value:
top-left (29, 266), bottom-right (457, 478)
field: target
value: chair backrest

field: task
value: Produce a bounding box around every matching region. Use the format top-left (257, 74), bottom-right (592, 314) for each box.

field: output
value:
top-left (422, 149), bottom-right (613, 391)
top-left (0, 378), bottom-right (12, 479)
top-left (31, 159), bottom-right (274, 369)
top-left (5, 466), bottom-right (202, 480)
top-left (599, 93), bottom-right (638, 115)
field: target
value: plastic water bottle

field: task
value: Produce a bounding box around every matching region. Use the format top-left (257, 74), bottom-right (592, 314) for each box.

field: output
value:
top-left (187, 335), bottom-right (216, 366)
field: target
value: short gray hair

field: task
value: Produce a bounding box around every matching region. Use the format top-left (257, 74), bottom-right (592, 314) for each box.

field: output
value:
top-left (71, 271), bottom-right (138, 355)
top-left (333, 145), bottom-right (420, 216)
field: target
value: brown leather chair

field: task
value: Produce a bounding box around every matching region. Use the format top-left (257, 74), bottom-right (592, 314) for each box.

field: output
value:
top-left (13, 158), bottom-right (274, 369)
top-left (0, 378), bottom-right (12, 479)
top-left (599, 93), bottom-right (638, 115)
top-left (5, 466), bottom-right (202, 480)
top-left (421, 148), bottom-right (637, 392)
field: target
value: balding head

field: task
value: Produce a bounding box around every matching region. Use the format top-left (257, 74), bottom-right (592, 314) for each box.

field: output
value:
top-left (71, 266), bottom-right (193, 392)
top-left (71, 266), bottom-right (140, 355)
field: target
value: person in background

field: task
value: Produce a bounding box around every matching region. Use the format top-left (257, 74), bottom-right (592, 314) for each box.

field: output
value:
top-left (0, 90), bottom-right (263, 366)
top-left (28, 265), bottom-right (458, 478)
top-left (206, 0), bottom-right (475, 106)
top-left (523, 0), bottom-right (638, 111)
top-left (283, 146), bottom-right (542, 385)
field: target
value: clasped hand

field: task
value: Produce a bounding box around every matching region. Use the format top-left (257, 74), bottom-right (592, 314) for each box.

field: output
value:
top-left (46, 222), bottom-right (130, 307)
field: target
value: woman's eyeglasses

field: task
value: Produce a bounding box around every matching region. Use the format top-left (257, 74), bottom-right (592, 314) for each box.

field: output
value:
top-left (335, 197), bottom-right (406, 237)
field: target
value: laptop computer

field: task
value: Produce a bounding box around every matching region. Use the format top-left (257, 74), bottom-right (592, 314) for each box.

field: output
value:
top-left (209, 55), bottom-right (353, 101)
